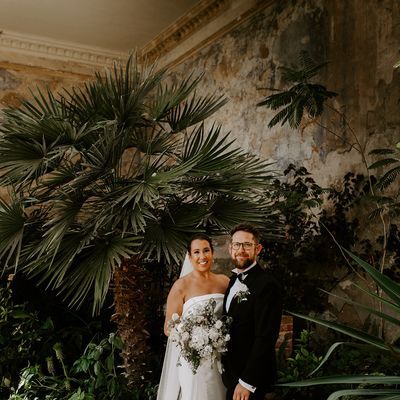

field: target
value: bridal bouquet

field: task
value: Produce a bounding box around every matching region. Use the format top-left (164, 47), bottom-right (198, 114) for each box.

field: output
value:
top-left (168, 299), bottom-right (232, 374)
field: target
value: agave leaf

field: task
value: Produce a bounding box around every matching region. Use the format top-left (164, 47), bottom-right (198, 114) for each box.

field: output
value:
top-left (342, 248), bottom-right (400, 306)
top-left (310, 341), bottom-right (395, 377)
top-left (319, 289), bottom-right (400, 327)
top-left (279, 374), bottom-right (400, 387)
top-left (327, 389), bottom-right (400, 400)
top-left (350, 281), bottom-right (400, 315)
top-left (289, 311), bottom-right (396, 353)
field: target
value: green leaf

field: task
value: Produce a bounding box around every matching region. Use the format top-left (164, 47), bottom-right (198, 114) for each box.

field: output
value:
top-left (278, 375), bottom-right (400, 387)
top-left (289, 311), bottom-right (396, 353)
top-left (327, 389), bottom-right (400, 400)
top-left (342, 248), bottom-right (400, 306)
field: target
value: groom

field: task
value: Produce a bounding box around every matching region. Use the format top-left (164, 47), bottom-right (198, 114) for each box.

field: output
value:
top-left (222, 223), bottom-right (283, 400)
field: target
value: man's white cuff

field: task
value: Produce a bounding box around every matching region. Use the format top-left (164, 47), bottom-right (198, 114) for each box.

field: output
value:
top-left (239, 379), bottom-right (256, 393)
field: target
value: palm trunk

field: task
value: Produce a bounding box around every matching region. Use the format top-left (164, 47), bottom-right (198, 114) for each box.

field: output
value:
top-left (112, 256), bottom-right (151, 388)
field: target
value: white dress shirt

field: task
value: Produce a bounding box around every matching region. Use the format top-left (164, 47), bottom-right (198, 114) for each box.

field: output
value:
top-left (225, 262), bottom-right (256, 312)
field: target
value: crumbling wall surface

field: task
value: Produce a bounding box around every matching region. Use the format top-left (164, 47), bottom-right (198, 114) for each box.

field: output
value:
top-left (0, 62), bottom-right (88, 110)
top-left (167, 0), bottom-right (400, 187)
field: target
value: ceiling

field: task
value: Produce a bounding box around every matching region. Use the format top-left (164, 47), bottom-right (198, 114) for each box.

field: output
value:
top-left (0, 0), bottom-right (199, 53)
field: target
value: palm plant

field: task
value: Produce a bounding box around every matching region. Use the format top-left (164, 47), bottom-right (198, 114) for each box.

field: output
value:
top-left (0, 56), bottom-right (277, 385)
top-left (281, 249), bottom-right (400, 399)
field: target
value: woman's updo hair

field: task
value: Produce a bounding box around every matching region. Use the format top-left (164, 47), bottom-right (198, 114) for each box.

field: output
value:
top-left (187, 233), bottom-right (214, 254)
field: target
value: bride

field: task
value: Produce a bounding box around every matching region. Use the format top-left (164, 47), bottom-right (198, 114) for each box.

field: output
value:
top-left (157, 233), bottom-right (229, 400)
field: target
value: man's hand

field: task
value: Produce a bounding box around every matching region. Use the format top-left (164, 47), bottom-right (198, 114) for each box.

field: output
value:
top-left (233, 382), bottom-right (251, 400)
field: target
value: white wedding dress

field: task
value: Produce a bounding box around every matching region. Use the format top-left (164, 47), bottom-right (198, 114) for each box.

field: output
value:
top-left (157, 292), bottom-right (226, 400)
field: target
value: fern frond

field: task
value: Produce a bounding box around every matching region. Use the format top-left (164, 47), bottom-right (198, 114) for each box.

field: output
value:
top-left (369, 148), bottom-right (397, 155)
top-left (369, 158), bottom-right (399, 170)
top-left (377, 166), bottom-right (400, 190)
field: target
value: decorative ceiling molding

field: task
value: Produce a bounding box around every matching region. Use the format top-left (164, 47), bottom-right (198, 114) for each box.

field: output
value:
top-left (0, 30), bottom-right (128, 73)
top-left (141, 0), bottom-right (229, 62)
top-left (141, 0), bottom-right (274, 69)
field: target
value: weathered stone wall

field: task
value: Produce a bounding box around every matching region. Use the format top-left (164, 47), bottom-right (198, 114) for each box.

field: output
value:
top-left (166, 0), bottom-right (400, 188)
top-left (0, 62), bottom-right (89, 110)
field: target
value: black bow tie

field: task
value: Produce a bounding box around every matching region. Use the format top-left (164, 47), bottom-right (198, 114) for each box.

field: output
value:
top-left (237, 273), bottom-right (246, 282)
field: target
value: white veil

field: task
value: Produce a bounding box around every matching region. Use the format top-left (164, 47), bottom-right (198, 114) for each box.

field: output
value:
top-left (156, 253), bottom-right (193, 400)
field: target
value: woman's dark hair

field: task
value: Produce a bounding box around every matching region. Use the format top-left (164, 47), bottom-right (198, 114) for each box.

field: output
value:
top-left (230, 223), bottom-right (260, 243)
top-left (186, 233), bottom-right (214, 253)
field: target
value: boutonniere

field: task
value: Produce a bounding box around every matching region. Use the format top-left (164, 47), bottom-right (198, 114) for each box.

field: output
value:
top-left (235, 281), bottom-right (250, 303)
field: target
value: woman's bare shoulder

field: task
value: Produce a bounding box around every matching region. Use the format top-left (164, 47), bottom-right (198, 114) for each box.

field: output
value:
top-left (214, 272), bottom-right (230, 287)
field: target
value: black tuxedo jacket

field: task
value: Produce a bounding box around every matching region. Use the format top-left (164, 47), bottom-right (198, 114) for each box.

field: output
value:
top-left (222, 263), bottom-right (283, 395)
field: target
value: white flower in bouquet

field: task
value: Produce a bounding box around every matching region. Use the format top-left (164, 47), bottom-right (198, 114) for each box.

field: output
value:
top-left (167, 299), bottom-right (232, 374)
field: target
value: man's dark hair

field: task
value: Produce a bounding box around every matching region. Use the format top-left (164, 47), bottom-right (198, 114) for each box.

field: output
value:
top-left (186, 233), bottom-right (214, 253)
top-left (230, 223), bottom-right (261, 243)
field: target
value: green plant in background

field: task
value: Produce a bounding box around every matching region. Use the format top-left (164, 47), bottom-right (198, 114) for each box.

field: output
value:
top-left (257, 51), bottom-right (395, 275)
top-left (263, 165), bottom-right (373, 314)
top-left (9, 333), bottom-right (131, 400)
top-left (278, 330), bottom-right (323, 384)
top-left (257, 51), bottom-right (337, 128)
top-left (0, 277), bottom-right (54, 395)
top-left (368, 143), bottom-right (400, 218)
top-left (280, 250), bottom-right (400, 399)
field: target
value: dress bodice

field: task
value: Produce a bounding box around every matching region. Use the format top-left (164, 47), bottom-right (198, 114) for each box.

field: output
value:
top-left (182, 293), bottom-right (225, 317)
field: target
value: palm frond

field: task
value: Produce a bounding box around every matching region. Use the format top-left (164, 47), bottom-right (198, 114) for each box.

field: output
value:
top-left (66, 55), bottom-right (165, 127)
top-left (148, 73), bottom-right (203, 121)
top-left (27, 234), bottom-right (141, 314)
top-left (142, 203), bottom-right (209, 263)
top-left (129, 127), bottom-right (177, 156)
top-left (203, 197), bottom-right (272, 232)
top-left (0, 196), bottom-right (26, 269)
top-left (167, 93), bottom-right (228, 132)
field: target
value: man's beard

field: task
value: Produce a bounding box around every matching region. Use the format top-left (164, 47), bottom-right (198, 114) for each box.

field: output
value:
top-left (233, 257), bottom-right (253, 269)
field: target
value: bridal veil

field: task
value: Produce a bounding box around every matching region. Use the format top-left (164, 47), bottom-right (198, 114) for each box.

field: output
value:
top-left (156, 253), bottom-right (193, 400)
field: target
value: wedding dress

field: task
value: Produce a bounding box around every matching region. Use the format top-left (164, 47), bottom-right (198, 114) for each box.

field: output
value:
top-left (177, 293), bottom-right (226, 400)
top-left (157, 255), bottom-right (226, 400)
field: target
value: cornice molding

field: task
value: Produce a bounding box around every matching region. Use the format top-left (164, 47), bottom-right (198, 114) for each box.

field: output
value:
top-left (0, 30), bottom-right (128, 73)
top-left (141, 0), bottom-right (230, 62)
top-left (140, 0), bottom-right (274, 69)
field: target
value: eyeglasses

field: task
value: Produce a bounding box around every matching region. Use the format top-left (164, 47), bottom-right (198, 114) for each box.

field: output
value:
top-left (231, 242), bottom-right (256, 250)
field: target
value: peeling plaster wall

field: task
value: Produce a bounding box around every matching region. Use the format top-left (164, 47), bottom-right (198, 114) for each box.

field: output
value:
top-left (0, 62), bottom-right (89, 110)
top-left (167, 0), bottom-right (400, 187)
